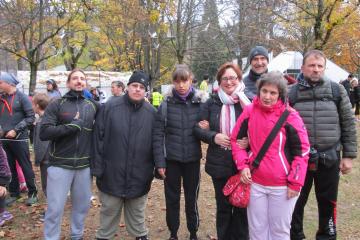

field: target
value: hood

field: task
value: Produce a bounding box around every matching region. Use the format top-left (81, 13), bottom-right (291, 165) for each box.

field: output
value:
top-left (163, 86), bottom-right (209, 103)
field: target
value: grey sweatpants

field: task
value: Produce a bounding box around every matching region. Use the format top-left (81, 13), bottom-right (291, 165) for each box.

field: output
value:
top-left (44, 166), bottom-right (92, 240)
top-left (96, 191), bottom-right (148, 239)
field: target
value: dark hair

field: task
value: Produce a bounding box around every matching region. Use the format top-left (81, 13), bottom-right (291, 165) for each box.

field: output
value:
top-left (348, 73), bottom-right (354, 78)
top-left (172, 64), bottom-right (194, 81)
top-left (203, 74), bottom-right (209, 80)
top-left (216, 62), bottom-right (242, 84)
top-left (256, 71), bottom-right (288, 102)
top-left (47, 79), bottom-right (59, 91)
top-left (302, 50), bottom-right (327, 66)
top-left (32, 93), bottom-right (50, 110)
top-left (111, 80), bottom-right (125, 90)
top-left (67, 68), bottom-right (86, 82)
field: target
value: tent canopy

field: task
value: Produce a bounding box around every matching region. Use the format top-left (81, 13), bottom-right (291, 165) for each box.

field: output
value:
top-left (267, 51), bottom-right (348, 83)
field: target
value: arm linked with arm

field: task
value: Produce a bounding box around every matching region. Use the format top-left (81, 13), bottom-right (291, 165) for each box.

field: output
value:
top-left (152, 103), bottom-right (167, 168)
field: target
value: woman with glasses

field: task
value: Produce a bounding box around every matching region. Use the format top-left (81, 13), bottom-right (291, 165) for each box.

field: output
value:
top-left (194, 62), bottom-right (250, 240)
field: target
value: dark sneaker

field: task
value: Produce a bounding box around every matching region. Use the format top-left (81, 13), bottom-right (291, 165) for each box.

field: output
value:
top-left (39, 211), bottom-right (45, 222)
top-left (5, 196), bottom-right (21, 206)
top-left (169, 237), bottom-right (178, 240)
top-left (25, 194), bottom-right (38, 206)
top-left (190, 233), bottom-right (198, 240)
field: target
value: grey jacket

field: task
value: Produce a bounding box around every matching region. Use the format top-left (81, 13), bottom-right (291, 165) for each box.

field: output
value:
top-left (33, 115), bottom-right (50, 165)
top-left (0, 90), bottom-right (35, 139)
top-left (289, 77), bottom-right (357, 158)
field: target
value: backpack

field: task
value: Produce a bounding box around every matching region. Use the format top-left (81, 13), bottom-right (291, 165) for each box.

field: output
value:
top-left (288, 81), bottom-right (341, 110)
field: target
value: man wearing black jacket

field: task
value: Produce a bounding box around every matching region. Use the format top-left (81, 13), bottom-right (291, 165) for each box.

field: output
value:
top-left (0, 72), bottom-right (37, 206)
top-left (92, 71), bottom-right (157, 240)
top-left (40, 69), bottom-right (98, 240)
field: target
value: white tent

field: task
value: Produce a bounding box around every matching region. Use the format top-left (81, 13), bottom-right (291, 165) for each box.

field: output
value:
top-left (267, 51), bottom-right (348, 83)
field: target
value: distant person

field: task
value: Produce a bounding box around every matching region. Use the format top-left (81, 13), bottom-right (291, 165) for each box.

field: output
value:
top-left (243, 46), bottom-right (269, 100)
top-left (151, 87), bottom-right (163, 108)
top-left (340, 74), bottom-right (353, 102)
top-left (46, 79), bottom-right (61, 99)
top-left (110, 80), bottom-right (125, 97)
top-left (351, 77), bottom-right (360, 121)
top-left (199, 74), bottom-right (210, 92)
top-left (0, 72), bottom-right (38, 207)
top-left (90, 87), bottom-right (100, 101)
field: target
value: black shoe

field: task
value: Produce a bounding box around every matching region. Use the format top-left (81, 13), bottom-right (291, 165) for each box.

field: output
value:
top-left (5, 196), bottom-right (21, 206)
top-left (190, 233), bottom-right (198, 240)
top-left (135, 236), bottom-right (149, 240)
top-left (168, 237), bottom-right (178, 240)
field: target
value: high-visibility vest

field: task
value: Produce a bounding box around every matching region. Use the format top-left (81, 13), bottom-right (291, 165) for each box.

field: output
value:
top-left (199, 80), bottom-right (208, 91)
top-left (152, 92), bottom-right (163, 106)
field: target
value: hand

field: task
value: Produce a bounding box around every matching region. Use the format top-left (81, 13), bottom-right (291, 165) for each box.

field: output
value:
top-left (340, 158), bottom-right (353, 175)
top-left (237, 137), bottom-right (249, 149)
top-left (240, 168), bottom-right (252, 184)
top-left (157, 168), bottom-right (166, 179)
top-left (5, 130), bottom-right (16, 138)
top-left (0, 186), bottom-right (7, 197)
top-left (214, 133), bottom-right (230, 148)
top-left (74, 111), bottom-right (80, 120)
top-left (287, 188), bottom-right (299, 199)
top-left (198, 120), bottom-right (210, 130)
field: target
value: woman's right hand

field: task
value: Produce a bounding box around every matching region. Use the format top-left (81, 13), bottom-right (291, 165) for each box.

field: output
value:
top-left (240, 168), bottom-right (252, 184)
top-left (214, 133), bottom-right (230, 148)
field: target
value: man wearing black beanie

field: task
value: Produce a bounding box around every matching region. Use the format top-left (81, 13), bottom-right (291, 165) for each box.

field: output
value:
top-left (243, 46), bottom-right (269, 100)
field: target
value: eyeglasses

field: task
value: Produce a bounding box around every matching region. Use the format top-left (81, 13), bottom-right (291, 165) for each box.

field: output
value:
top-left (221, 76), bottom-right (238, 82)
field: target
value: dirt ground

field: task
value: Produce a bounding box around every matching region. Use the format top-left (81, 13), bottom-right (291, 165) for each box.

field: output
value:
top-left (1, 124), bottom-right (360, 240)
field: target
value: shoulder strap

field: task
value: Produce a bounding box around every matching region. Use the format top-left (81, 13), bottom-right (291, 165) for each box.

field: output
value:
top-left (330, 81), bottom-right (341, 110)
top-left (252, 109), bottom-right (290, 169)
top-left (288, 84), bottom-right (299, 107)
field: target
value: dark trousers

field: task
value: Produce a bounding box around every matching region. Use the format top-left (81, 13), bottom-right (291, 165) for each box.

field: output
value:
top-left (3, 141), bottom-right (37, 197)
top-left (40, 162), bottom-right (49, 197)
top-left (291, 162), bottom-right (340, 240)
top-left (212, 177), bottom-right (249, 240)
top-left (164, 160), bottom-right (200, 236)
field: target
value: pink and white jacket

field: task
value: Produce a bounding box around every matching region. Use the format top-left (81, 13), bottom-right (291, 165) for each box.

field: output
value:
top-left (230, 97), bottom-right (310, 192)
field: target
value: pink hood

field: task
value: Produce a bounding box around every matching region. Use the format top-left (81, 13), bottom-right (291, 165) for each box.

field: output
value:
top-left (230, 97), bottom-right (310, 191)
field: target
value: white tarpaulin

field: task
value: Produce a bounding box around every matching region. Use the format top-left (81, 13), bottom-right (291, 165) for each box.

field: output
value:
top-left (267, 51), bottom-right (349, 83)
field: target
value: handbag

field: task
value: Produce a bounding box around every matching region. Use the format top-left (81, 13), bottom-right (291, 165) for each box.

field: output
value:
top-left (223, 109), bottom-right (290, 208)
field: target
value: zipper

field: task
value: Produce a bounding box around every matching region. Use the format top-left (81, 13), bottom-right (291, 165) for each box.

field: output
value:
top-left (74, 95), bottom-right (79, 167)
top-left (312, 87), bottom-right (317, 148)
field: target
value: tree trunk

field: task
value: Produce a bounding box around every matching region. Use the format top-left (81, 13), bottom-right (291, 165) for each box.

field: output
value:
top-left (29, 63), bottom-right (38, 96)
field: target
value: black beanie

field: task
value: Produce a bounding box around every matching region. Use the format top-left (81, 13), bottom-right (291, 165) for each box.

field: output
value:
top-left (248, 46), bottom-right (269, 63)
top-left (127, 71), bottom-right (150, 90)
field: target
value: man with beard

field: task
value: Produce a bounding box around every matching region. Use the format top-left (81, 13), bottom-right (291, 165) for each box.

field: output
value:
top-left (40, 69), bottom-right (98, 240)
top-left (243, 46), bottom-right (269, 100)
top-left (92, 71), bottom-right (157, 240)
top-left (289, 50), bottom-right (357, 240)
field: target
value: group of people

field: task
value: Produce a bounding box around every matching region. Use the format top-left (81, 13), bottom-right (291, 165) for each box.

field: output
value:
top-left (0, 46), bottom-right (357, 240)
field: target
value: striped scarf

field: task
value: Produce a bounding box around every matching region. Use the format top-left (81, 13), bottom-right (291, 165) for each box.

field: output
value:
top-left (218, 82), bottom-right (251, 138)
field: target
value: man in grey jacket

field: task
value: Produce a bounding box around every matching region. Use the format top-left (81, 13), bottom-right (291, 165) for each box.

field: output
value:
top-left (289, 50), bottom-right (357, 240)
top-left (0, 72), bottom-right (38, 206)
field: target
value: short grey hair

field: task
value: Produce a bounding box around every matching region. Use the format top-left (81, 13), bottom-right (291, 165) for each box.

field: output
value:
top-left (256, 71), bottom-right (288, 102)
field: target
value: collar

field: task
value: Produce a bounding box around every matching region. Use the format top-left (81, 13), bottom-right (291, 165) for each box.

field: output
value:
top-left (125, 93), bottom-right (144, 110)
top-left (249, 69), bottom-right (267, 82)
top-left (63, 90), bottom-right (85, 99)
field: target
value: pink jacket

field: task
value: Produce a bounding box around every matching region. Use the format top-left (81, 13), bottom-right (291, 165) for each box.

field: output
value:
top-left (230, 97), bottom-right (310, 192)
